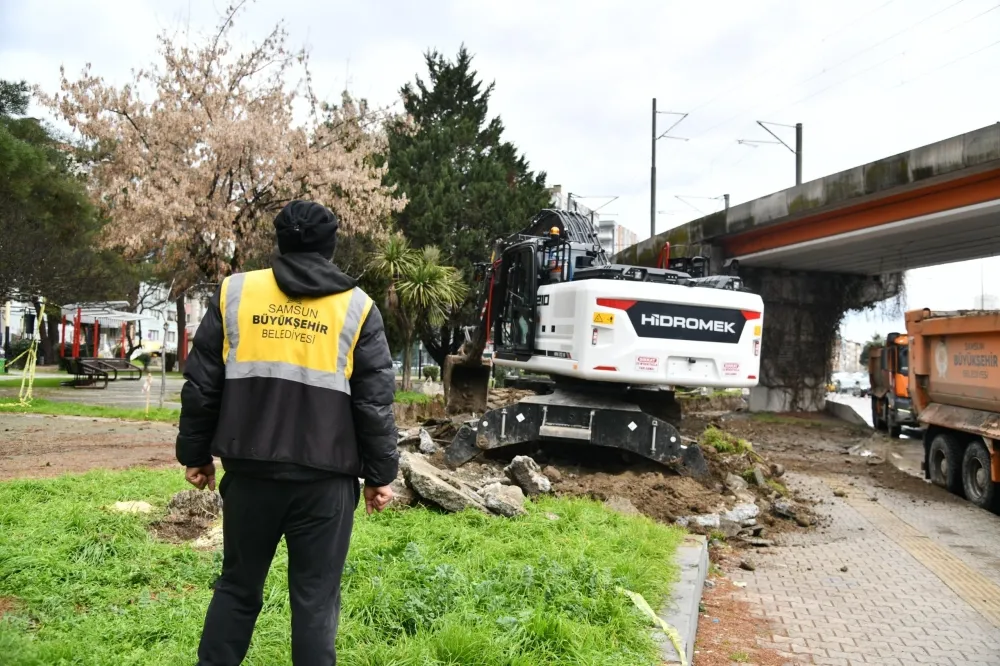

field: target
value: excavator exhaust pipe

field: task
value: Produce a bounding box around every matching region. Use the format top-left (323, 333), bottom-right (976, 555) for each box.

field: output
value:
top-left (443, 354), bottom-right (491, 415)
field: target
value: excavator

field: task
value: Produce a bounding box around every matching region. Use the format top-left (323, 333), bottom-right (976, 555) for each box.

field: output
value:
top-left (442, 209), bottom-right (764, 477)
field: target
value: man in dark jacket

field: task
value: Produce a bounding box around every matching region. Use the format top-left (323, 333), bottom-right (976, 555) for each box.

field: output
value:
top-left (176, 200), bottom-right (398, 666)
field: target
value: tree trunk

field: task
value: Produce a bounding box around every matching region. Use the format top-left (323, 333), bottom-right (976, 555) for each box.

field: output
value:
top-left (401, 337), bottom-right (413, 392)
top-left (422, 324), bottom-right (454, 367)
top-left (45, 311), bottom-right (60, 365)
top-left (176, 293), bottom-right (187, 373)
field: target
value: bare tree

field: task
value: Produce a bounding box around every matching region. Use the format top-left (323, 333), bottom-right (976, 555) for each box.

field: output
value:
top-left (42, 1), bottom-right (405, 370)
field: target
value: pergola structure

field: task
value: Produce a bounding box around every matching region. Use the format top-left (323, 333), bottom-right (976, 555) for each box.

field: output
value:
top-left (60, 302), bottom-right (159, 359)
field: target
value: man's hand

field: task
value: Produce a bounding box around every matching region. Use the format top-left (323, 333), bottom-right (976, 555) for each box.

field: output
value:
top-left (185, 463), bottom-right (217, 491)
top-left (363, 485), bottom-right (393, 515)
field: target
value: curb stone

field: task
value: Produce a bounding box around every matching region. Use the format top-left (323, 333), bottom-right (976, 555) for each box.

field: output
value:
top-left (657, 534), bottom-right (707, 666)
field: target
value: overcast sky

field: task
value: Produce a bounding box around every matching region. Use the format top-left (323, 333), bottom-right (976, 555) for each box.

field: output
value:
top-left (2, 0), bottom-right (998, 342)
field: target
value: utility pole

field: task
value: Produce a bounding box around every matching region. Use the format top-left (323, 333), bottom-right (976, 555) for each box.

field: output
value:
top-left (650, 98), bottom-right (689, 239)
top-left (738, 121), bottom-right (803, 185)
top-left (795, 122), bottom-right (803, 186)
top-left (650, 99), bottom-right (656, 240)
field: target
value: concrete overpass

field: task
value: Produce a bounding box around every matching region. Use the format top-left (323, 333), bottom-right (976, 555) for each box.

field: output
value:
top-left (615, 123), bottom-right (1000, 411)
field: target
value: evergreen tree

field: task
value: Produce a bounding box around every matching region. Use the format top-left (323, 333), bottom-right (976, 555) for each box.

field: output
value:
top-left (385, 46), bottom-right (552, 364)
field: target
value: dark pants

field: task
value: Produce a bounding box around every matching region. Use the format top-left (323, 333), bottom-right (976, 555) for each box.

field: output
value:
top-left (197, 473), bottom-right (359, 666)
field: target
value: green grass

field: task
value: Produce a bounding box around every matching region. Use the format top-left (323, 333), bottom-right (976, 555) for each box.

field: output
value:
top-left (699, 426), bottom-right (752, 455)
top-left (0, 398), bottom-right (179, 423)
top-left (0, 469), bottom-right (683, 665)
top-left (730, 650), bottom-right (750, 662)
top-left (0, 378), bottom-right (68, 389)
top-left (766, 479), bottom-right (789, 496)
top-left (394, 390), bottom-right (434, 405)
top-left (1, 390), bottom-right (442, 424)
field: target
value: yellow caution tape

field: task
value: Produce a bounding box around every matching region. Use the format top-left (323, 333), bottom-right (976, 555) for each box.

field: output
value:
top-left (620, 587), bottom-right (688, 666)
top-left (1, 331), bottom-right (40, 407)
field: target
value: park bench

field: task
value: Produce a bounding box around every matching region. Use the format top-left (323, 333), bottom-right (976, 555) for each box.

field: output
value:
top-left (62, 358), bottom-right (109, 389)
top-left (93, 358), bottom-right (142, 381)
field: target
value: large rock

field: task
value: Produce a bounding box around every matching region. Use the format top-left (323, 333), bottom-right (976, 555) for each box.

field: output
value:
top-left (724, 473), bottom-right (749, 493)
top-left (167, 490), bottom-right (222, 518)
top-left (400, 452), bottom-right (488, 514)
top-left (604, 496), bottom-right (641, 516)
top-left (480, 482), bottom-right (527, 517)
top-left (718, 517), bottom-right (743, 538)
top-left (772, 498), bottom-right (797, 519)
top-left (722, 503), bottom-right (760, 524)
top-left (418, 429), bottom-right (438, 455)
top-left (397, 428), bottom-right (422, 448)
top-left (504, 456), bottom-right (552, 496)
top-left (675, 513), bottom-right (720, 529)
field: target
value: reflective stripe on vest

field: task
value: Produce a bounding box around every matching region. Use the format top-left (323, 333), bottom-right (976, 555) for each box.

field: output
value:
top-left (219, 269), bottom-right (372, 395)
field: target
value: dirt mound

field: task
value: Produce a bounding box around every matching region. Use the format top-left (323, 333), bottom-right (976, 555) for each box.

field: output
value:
top-left (554, 469), bottom-right (725, 524)
top-left (150, 490), bottom-right (222, 544)
top-left (150, 513), bottom-right (215, 543)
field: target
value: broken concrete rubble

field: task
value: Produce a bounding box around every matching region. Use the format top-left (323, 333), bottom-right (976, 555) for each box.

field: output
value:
top-left (480, 482), bottom-right (527, 517)
top-left (721, 503), bottom-right (759, 524)
top-left (504, 456), bottom-right (552, 496)
top-left (418, 429), bottom-right (438, 455)
top-left (389, 471), bottom-right (416, 508)
top-left (725, 473), bottom-right (749, 493)
top-left (675, 513), bottom-right (721, 529)
top-left (718, 517), bottom-right (742, 538)
top-left (400, 452), bottom-right (488, 514)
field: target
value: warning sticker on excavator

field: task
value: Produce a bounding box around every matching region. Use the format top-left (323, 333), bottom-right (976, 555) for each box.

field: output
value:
top-left (753, 325), bottom-right (762, 336)
top-left (592, 312), bottom-right (615, 325)
top-left (635, 356), bottom-right (659, 372)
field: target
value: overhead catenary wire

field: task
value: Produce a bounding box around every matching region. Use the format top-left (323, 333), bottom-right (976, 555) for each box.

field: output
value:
top-left (683, 0), bottom-right (900, 116)
top-left (687, 0), bottom-right (973, 140)
top-left (694, 0), bottom-right (998, 171)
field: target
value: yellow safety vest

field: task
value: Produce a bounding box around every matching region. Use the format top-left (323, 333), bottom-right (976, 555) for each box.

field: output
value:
top-left (219, 269), bottom-right (373, 394)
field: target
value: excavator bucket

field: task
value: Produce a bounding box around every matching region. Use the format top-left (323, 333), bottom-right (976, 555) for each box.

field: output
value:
top-left (443, 354), bottom-right (491, 415)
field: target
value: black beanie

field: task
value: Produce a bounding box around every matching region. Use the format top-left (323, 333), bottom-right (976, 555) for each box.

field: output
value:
top-left (273, 200), bottom-right (339, 259)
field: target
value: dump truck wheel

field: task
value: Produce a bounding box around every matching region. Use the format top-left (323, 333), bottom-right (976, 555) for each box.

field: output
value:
top-left (961, 439), bottom-right (999, 512)
top-left (928, 433), bottom-right (963, 495)
top-left (870, 397), bottom-right (882, 430)
top-left (887, 409), bottom-right (902, 439)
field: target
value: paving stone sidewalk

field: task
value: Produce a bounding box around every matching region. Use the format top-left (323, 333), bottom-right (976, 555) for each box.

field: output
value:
top-left (729, 472), bottom-right (1000, 666)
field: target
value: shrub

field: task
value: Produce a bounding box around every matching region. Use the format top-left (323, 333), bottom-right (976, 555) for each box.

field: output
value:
top-left (5, 338), bottom-right (34, 370)
top-left (422, 365), bottom-right (440, 381)
top-left (165, 352), bottom-right (177, 373)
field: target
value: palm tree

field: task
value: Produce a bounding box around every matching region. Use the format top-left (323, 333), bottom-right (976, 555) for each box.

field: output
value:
top-left (371, 235), bottom-right (467, 391)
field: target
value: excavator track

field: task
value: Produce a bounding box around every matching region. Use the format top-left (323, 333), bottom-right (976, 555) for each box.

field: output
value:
top-left (444, 387), bottom-right (708, 478)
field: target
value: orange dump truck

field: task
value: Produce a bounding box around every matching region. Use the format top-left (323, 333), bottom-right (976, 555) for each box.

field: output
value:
top-left (868, 332), bottom-right (918, 437)
top-left (907, 309), bottom-right (1000, 511)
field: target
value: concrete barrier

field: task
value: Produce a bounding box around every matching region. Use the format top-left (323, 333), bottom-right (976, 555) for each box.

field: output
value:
top-left (824, 398), bottom-right (870, 428)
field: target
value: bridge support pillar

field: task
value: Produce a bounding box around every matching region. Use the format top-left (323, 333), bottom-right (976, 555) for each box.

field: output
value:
top-left (741, 268), bottom-right (902, 412)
